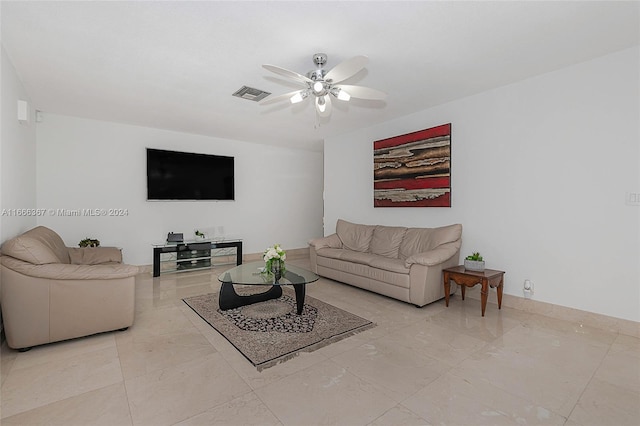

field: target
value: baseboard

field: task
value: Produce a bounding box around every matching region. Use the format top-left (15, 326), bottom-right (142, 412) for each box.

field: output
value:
top-left (460, 286), bottom-right (639, 339)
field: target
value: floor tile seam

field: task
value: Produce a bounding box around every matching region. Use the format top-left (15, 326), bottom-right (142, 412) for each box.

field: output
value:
top-left (0, 376), bottom-right (127, 421)
top-left (586, 375), bottom-right (640, 396)
top-left (119, 346), bottom-right (221, 383)
top-left (332, 358), bottom-right (443, 405)
top-left (250, 388), bottom-right (288, 426)
top-left (132, 304), bottom-right (190, 323)
top-left (116, 374), bottom-right (135, 426)
top-left (122, 352), bottom-right (243, 425)
top-left (4, 341), bottom-right (122, 380)
top-left (562, 347), bottom-right (614, 423)
top-left (122, 349), bottom-right (222, 381)
top-left (441, 370), bottom-right (571, 424)
top-left (385, 402), bottom-right (431, 425)
top-left (458, 337), bottom-right (605, 380)
top-left (0, 352), bottom-right (18, 388)
top-left (365, 331), bottom-right (468, 368)
top-left (393, 364), bottom-right (456, 405)
top-left (444, 367), bottom-right (567, 420)
top-left (163, 388), bottom-right (258, 426)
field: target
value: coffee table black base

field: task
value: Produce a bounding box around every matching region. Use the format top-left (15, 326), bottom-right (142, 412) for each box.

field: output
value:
top-left (218, 282), bottom-right (306, 315)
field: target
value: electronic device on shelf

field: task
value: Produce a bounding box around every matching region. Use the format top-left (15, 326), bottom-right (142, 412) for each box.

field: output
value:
top-left (166, 232), bottom-right (184, 243)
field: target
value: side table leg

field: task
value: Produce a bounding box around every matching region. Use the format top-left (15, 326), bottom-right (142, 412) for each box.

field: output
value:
top-left (443, 272), bottom-right (451, 307)
top-left (497, 276), bottom-right (504, 310)
top-left (481, 278), bottom-right (488, 317)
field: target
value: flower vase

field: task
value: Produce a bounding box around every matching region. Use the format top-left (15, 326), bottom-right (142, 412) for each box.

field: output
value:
top-left (270, 259), bottom-right (284, 282)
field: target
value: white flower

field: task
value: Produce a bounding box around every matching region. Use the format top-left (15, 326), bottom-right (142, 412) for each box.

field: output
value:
top-left (263, 244), bottom-right (286, 261)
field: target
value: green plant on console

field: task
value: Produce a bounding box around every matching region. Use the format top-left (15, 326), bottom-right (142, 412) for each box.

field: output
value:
top-left (79, 238), bottom-right (100, 248)
top-left (465, 252), bottom-right (483, 261)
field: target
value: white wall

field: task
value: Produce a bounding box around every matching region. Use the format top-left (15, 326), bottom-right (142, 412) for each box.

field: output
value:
top-left (1, 46), bottom-right (38, 335)
top-left (1, 46), bottom-right (37, 241)
top-left (324, 47), bottom-right (640, 322)
top-left (36, 114), bottom-right (324, 265)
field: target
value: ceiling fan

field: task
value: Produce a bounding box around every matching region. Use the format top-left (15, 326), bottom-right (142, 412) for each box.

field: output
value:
top-left (260, 53), bottom-right (386, 118)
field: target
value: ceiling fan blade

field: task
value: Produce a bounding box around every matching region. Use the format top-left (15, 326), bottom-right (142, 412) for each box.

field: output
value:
top-left (262, 64), bottom-right (312, 84)
top-left (336, 84), bottom-right (387, 100)
top-left (259, 90), bottom-right (304, 105)
top-left (315, 95), bottom-right (332, 117)
top-left (325, 55), bottom-right (369, 83)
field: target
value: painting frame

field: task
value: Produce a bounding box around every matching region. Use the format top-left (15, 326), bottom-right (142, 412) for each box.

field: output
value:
top-left (373, 123), bottom-right (451, 207)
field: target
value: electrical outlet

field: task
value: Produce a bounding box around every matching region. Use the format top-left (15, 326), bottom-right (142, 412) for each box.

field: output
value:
top-left (523, 279), bottom-right (534, 299)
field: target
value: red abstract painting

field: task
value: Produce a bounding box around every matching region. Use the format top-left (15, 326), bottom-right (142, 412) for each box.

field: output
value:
top-left (374, 123), bottom-right (451, 207)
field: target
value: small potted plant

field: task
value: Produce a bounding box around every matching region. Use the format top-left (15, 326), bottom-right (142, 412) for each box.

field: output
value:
top-left (464, 252), bottom-right (485, 271)
top-left (79, 237), bottom-right (100, 248)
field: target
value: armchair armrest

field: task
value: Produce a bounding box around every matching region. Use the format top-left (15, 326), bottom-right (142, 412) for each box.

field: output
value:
top-left (309, 233), bottom-right (343, 250)
top-left (404, 241), bottom-right (461, 268)
top-left (1, 256), bottom-right (139, 280)
top-left (68, 247), bottom-right (123, 265)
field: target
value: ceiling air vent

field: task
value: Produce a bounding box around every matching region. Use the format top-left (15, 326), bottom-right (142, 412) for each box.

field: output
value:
top-left (232, 86), bottom-right (271, 102)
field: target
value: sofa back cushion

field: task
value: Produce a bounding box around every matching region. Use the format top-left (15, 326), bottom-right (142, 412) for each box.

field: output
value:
top-left (369, 225), bottom-right (407, 258)
top-left (398, 224), bottom-right (462, 260)
top-left (336, 219), bottom-right (375, 253)
top-left (1, 226), bottom-right (70, 265)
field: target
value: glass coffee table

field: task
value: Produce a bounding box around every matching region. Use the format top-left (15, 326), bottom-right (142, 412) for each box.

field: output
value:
top-left (218, 261), bottom-right (319, 315)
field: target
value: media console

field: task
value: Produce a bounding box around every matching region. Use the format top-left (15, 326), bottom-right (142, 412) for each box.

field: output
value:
top-left (152, 239), bottom-right (242, 277)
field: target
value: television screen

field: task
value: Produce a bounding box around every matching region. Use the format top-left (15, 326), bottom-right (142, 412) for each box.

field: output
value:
top-left (146, 148), bottom-right (234, 200)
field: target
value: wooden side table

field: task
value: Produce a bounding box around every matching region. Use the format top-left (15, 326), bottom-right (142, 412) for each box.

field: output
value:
top-left (443, 265), bottom-right (505, 316)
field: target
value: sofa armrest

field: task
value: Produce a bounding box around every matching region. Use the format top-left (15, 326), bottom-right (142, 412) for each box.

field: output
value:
top-left (405, 241), bottom-right (461, 268)
top-left (309, 233), bottom-right (343, 250)
top-left (68, 247), bottom-right (123, 265)
top-left (1, 256), bottom-right (139, 280)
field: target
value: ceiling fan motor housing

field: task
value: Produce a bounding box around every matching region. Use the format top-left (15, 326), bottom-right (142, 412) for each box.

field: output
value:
top-left (312, 53), bottom-right (327, 67)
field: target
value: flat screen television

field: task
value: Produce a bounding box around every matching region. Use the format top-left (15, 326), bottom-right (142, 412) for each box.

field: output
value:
top-left (146, 148), bottom-right (234, 200)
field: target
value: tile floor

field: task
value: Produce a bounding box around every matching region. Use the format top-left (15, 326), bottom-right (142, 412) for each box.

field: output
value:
top-left (1, 257), bottom-right (638, 425)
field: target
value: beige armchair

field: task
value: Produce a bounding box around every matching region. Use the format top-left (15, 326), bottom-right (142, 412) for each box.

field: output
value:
top-left (0, 226), bottom-right (139, 351)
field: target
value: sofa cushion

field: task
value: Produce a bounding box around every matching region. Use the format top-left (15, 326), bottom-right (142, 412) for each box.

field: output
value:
top-left (336, 219), bottom-right (375, 253)
top-left (1, 256), bottom-right (139, 279)
top-left (398, 228), bottom-right (433, 261)
top-left (368, 256), bottom-right (410, 274)
top-left (429, 224), bottom-right (463, 249)
top-left (1, 226), bottom-right (71, 265)
top-left (369, 225), bottom-right (407, 258)
top-left (338, 249), bottom-right (378, 266)
top-left (398, 224), bottom-right (462, 260)
top-left (69, 247), bottom-right (123, 265)
top-left (315, 247), bottom-right (377, 266)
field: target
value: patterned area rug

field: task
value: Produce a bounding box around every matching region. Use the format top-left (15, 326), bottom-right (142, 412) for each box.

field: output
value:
top-left (183, 287), bottom-right (375, 371)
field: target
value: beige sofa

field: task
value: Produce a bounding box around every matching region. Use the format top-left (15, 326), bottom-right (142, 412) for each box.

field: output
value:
top-left (0, 226), bottom-right (139, 351)
top-left (309, 219), bottom-right (462, 307)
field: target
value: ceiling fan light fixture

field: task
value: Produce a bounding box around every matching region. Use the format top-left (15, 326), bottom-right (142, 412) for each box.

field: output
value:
top-left (336, 88), bottom-right (351, 101)
top-left (290, 90), bottom-right (310, 104)
top-left (316, 96), bottom-right (326, 113)
top-left (313, 81), bottom-right (325, 94)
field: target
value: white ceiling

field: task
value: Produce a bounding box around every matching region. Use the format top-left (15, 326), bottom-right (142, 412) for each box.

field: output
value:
top-left (2, 1), bottom-right (638, 152)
